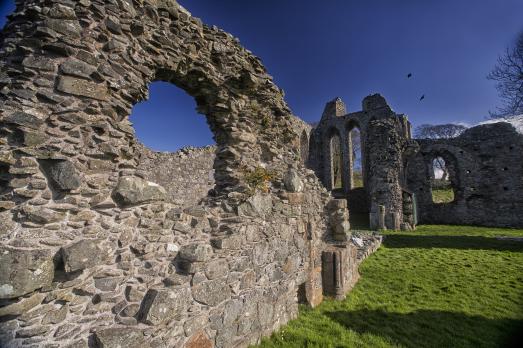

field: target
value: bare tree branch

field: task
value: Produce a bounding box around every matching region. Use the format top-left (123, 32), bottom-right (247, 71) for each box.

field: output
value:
top-left (488, 31), bottom-right (523, 118)
top-left (414, 124), bottom-right (468, 140)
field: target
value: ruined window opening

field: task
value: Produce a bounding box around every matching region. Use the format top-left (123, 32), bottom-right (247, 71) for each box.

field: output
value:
top-left (330, 132), bottom-right (343, 190)
top-left (300, 130), bottom-right (309, 164)
top-left (129, 81), bottom-right (214, 152)
top-left (129, 81), bottom-right (217, 207)
top-left (431, 156), bottom-right (455, 204)
top-left (348, 126), bottom-right (363, 189)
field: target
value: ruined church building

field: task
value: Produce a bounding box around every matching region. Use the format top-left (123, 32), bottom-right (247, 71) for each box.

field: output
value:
top-left (0, 1), bottom-right (522, 347)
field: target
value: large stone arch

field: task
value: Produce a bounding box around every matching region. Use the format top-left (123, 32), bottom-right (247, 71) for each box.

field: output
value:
top-left (0, 0), bottom-right (299, 202)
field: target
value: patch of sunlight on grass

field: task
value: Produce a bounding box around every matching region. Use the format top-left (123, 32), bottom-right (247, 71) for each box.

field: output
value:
top-left (431, 187), bottom-right (454, 203)
top-left (255, 225), bottom-right (523, 348)
top-left (353, 171), bottom-right (363, 188)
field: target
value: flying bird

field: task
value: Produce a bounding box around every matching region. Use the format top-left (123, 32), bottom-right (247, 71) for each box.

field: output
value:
top-left (407, 73), bottom-right (412, 78)
top-left (419, 94), bottom-right (425, 101)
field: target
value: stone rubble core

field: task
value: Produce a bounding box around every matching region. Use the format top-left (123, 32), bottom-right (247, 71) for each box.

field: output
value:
top-left (0, 1), bottom-right (379, 347)
top-left (0, 1), bottom-right (521, 347)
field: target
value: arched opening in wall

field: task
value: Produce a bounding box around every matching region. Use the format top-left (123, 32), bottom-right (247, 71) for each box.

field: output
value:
top-left (130, 81), bottom-right (216, 207)
top-left (329, 131), bottom-right (343, 191)
top-left (130, 81), bottom-right (215, 151)
top-left (346, 122), bottom-right (369, 229)
top-left (300, 130), bottom-right (309, 165)
top-left (431, 156), bottom-right (455, 203)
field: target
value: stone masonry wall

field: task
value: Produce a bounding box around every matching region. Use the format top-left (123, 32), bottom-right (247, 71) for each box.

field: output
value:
top-left (407, 122), bottom-right (523, 227)
top-left (137, 145), bottom-right (216, 207)
top-left (0, 1), bottom-right (373, 347)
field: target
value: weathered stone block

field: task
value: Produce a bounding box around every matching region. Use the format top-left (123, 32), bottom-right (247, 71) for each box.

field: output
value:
top-left (192, 278), bottom-right (231, 306)
top-left (59, 59), bottom-right (97, 79)
top-left (211, 234), bottom-right (243, 250)
top-left (237, 193), bottom-right (272, 217)
top-left (283, 168), bottom-right (303, 192)
top-left (185, 329), bottom-right (213, 348)
top-left (0, 293), bottom-right (45, 317)
top-left (0, 211), bottom-right (15, 238)
top-left (93, 328), bottom-right (146, 348)
top-left (0, 247), bottom-right (54, 299)
top-left (94, 277), bottom-right (123, 291)
top-left (21, 129), bottom-right (49, 147)
top-left (4, 111), bottom-right (45, 129)
top-left (138, 287), bottom-right (191, 325)
top-left (178, 243), bottom-right (213, 262)
top-left (287, 192), bottom-right (304, 205)
top-left (204, 258), bottom-right (229, 280)
top-left (56, 75), bottom-right (108, 100)
top-left (60, 239), bottom-right (109, 273)
top-left (41, 304), bottom-right (68, 324)
top-left (44, 19), bottom-right (81, 38)
top-left (40, 159), bottom-right (81, 191)
top-left (112, 176), bottom-right (166, 206)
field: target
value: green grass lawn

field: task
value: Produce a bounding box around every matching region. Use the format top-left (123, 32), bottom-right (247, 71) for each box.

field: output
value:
top-left (255, 225), bottom-right (523, 348)
top-left (431, 187), bottom-right (455, 203)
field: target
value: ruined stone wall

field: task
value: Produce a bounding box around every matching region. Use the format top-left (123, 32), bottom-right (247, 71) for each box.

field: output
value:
top-left (0, 1), bottom-right (376, 347)
top-left (407, 122), bottom-right (523, 228)
top-left (310, 94), bottom-right (415, 230)
top-left (137, 145), bottom-right (216, 207)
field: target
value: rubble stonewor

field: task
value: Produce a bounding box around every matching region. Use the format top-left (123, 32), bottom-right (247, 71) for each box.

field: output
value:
top-left (0, 1), bottom-right (522, 347)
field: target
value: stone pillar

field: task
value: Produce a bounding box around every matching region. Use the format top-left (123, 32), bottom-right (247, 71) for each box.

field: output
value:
top-left (369, 202), bottom-right (386, 230)
top-left (321, 245), bottom-right (361, 301)
top-left (321, 249), bottom-right (346, 300)
top-left (364, 95), bottom-right (407, 230)
top-left (327, 199), bottom-right (350, 241)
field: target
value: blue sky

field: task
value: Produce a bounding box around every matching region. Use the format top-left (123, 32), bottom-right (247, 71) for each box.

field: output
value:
top-left (1, 0), bottom-right (522, 151)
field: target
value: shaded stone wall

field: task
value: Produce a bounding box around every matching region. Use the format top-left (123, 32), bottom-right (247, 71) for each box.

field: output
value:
top-left (0, 1), bottom-right (375, 347)
top-left (137, 145), bottom-right (216, 207)
top-left (406, 122), bottom-right (523, 227)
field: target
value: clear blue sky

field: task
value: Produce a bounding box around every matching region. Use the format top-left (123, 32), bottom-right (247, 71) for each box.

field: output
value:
top-left (1, 0), bottom-right (522, 151)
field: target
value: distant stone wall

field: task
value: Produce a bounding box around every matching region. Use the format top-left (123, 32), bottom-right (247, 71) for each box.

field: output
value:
top-left (138, 145), bottom-right (216, 207)
top-left (407, 122), bottom-right (523, 227)
top-left (309, 95), bottom-right (416, 230)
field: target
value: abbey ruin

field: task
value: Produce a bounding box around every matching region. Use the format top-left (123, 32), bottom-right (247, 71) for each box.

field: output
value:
top-left (0, 1), bottom-right (522, 347)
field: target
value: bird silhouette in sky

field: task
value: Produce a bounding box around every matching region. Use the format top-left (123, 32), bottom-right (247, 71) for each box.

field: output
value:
top-left (407, 73), bottom-right (412, 78)
top-left (419, 94), bottom-right (425, 101)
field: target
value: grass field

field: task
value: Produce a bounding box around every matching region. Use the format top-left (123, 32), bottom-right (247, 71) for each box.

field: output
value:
top-left (431, 187), bottom-right (455, 203)
top-left (255, 225), bottom-right (523, 348)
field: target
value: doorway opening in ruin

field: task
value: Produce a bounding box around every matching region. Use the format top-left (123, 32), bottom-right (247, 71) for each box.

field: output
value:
top-left (346, 123), bottom-right (369, 229)
top-left (329, 131), bottom-right (343, 192)
top-left (431, 156), bottom-right (455, 203)
top-left (129, 81), bottom-right (216, 207)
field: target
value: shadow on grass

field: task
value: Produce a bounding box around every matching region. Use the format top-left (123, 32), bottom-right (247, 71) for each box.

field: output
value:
top-left (383, 235), bottom-right (523, 252)
top-left (327, 309), bottom-right (523, 348)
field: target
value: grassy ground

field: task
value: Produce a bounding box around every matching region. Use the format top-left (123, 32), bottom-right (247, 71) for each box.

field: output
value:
top-left (256, 225), bottom-right (523, 348)
top-left (432, 187), bottom-right (455, 203)
top-left (352, 171), bottom-right (363, 188)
